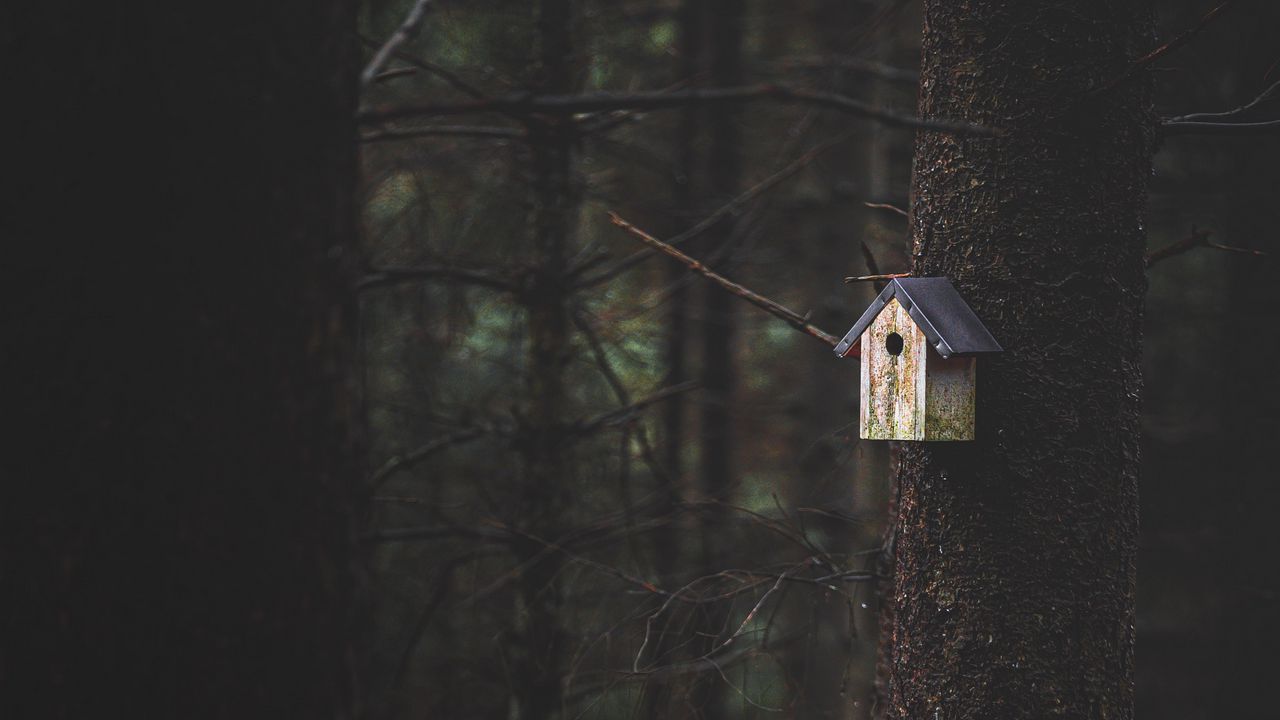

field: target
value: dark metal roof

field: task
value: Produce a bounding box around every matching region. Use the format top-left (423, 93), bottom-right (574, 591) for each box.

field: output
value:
top-left (833, 277), bottom-right (1003, 359)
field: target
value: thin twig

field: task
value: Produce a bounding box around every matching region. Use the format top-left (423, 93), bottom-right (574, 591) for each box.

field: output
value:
top-left (1144, 226), bottom-right (1266, 268)
top-left (773, 55), bottom-right (919, 85)
top-left (859, 240), bottom-right (900, 296)
top-left (386, 49), bottom-right (489, 100)
top-left (372, 67), bottom-right (417, 84)
top-left (844, 273), bottom-right (909, 283)
top-left (1093, 0), bottom-right (1235, 95)
top-left (368, 427), bottom-right (490, 488)
top-left (361, 125), bottom-right (523, 143)
top-left (570, 382), bottom-right (701, 437)
top-left (608, 213), bottom-right (841, 348)
top-left (571, 309), bottom-right (679, 490)
top-left (1167, 79), bottom-right (1280, 122)
top-left (361, 0), bottom-right (435, 88)
top-left (863, 201), bottom-right (907, 218)
top-left (357, 33), bottom-right (490, 100)
top-left (1162, 118), bottom-right (1280, 136)
top-left (360, 84), bottom-right (995, 136)
top-left (576, 133), bottom-right (854, 288)
top-left (357, 264), bottom-right (517, 293)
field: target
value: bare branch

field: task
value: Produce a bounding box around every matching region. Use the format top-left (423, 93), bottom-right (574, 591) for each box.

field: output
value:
top-left (358, 32), bottom-right (490, 100)
top-left (570, 309), bottom-right (679, 489)
top-left (368, 427), bottom-right (491, 489)
top-left (1162, 118), bottom-right (1280, 136)
top-left (1129, 1), bottom-right (1233, 70)
top-left (863, 201), bottom-right (908, 218)
top-left (1093, 0), bottom-right (1235, 95)
top-left (365, 523), bottom-right (512, 544)
top-left (844, 273), bottom-right (910, 283)
top-left (858, 239), bottom-right (901, 296)
top-left (360, 84), bottom-right (996, 136)
top-left (361, 0), bottom-right (435, 88)
top-left (360, 125), bottom-right (523, 143)
top-left (570, 381), bottom-right (701, 437)
top-left (357, 264), bottom-right (517, 293)
top-left (575, 133), bottom-right (854, 288)
top-left (1144, 226), bottom-right (1267, 269)
top-left (773, 55), bottom-right (919, 85)
top-left (372, 67), bottom-right (417, 84)
top-left (608, 213), bottom-right (841, 348)
top-left (1167, 79), bottom-right (1280, 123)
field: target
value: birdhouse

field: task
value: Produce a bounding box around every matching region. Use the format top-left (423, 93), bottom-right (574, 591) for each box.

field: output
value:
top-left (834, 278), bottom-right (1002, 441)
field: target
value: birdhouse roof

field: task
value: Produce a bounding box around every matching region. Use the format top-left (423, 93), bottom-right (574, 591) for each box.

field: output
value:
top-left (834, 278), bottom-right (1003, 359)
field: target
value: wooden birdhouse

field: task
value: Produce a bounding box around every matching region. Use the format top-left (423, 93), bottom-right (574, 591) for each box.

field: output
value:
top-left (834, 278), bottom-right (1002, 441)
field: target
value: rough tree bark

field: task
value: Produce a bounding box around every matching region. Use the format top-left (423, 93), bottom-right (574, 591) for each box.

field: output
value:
top-left (886, 3), bottom-right (1156, 719)
top-left (4, 2), bottom-right (361, 718)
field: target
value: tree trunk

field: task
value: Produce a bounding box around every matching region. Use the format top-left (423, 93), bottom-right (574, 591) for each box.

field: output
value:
top-left (691, 1), bottom-right (745, 717)
top-left (778, 3), bottom-right (885, 718)
top-left (642, 1), bottom-right (701, 713)
top-left (887, 3), bottom-right (1156, 718)
top-left (698, 0), bottom-right (744, 516)
top-left (512, 1), bottom-right (580, 718)
top-left (4, 2), bottom-right (361, 718)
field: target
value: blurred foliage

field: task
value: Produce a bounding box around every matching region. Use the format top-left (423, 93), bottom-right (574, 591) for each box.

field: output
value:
top-left (355, 1), bottom-right (1280, 718)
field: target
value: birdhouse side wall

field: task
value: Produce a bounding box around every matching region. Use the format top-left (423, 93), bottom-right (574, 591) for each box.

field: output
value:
top-left (860, 298), bottom-right (928, 440)
top-left (923, 353), bottom-right (977, 441)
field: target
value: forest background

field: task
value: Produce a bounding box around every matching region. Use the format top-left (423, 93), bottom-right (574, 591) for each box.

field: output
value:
top-left (5, 1), bottom-right (1278, 719)
top-left (354, 1), bottom-right (1278, 717)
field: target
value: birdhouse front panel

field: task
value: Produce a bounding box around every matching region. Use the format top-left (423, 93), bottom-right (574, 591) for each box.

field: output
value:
top-left (860, 298), bottom-right (928, 440)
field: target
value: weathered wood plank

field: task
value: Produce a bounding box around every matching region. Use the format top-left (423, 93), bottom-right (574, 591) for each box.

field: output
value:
top-left (923, 353), bottom-right (976, 441)
top-left (859, 298), bottom-right (977, 440)
top-left (860, 298), bottom-right (927, 440)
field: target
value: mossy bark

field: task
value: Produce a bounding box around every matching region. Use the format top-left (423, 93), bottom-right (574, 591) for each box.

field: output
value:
top-left (887, 2), bottom-right (1156, 718)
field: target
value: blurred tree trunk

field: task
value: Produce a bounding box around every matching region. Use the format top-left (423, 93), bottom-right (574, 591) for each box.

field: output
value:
top-left (778, 3), bottom-right (883, 718)
top-left (4, 2), bottom-right (361, 718)
top-left (511, 1), bottom-right (580, 718)
top-left (642, 0), bottom-right (701, 713)
top-left (690, 1), bottom-right (745, 718)
top-left (698, 0), bottom-right (744, 519)
top-left (886, 2), bottom-right (1155, 718)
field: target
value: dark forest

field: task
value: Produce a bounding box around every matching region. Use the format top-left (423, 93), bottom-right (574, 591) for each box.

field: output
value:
top-left (5, 1), bottom-right (1279, 718)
